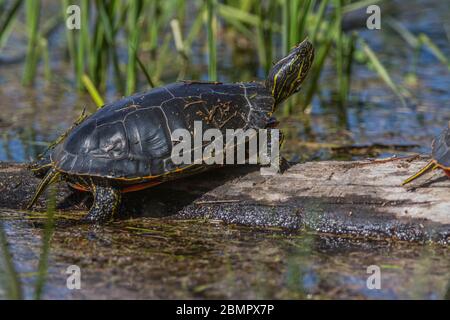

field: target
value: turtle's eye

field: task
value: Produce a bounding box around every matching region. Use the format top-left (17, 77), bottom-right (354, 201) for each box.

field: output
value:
top-left (288, 80), bottom-right (303, 96)
top-left (295, 83), bottom-right (303, 93)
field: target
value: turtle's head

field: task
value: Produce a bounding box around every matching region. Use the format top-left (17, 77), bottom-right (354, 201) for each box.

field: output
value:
top-left (29, 155), bottom-right (53, 178)
top-left (266, 39), bottom-right (314, 104)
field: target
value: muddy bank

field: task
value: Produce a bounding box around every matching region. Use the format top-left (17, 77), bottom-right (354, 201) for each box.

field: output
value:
top-left (0, 158), bottom-right (449, 244)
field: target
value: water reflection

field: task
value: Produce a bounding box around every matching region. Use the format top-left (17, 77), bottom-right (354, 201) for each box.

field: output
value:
top-left (0, 212), bottom-right (448, 300)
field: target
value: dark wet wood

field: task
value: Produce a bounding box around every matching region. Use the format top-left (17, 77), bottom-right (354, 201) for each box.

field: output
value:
top-left (0, 158), bottom-right (449, 244)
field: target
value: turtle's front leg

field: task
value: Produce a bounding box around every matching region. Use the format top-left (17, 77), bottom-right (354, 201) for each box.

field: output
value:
top-left (29, 154), bottom-right (52, 178)
top-left (262, 129), bottom-right (290, 173)
top-left (82, 184), bottom-right (121, 224)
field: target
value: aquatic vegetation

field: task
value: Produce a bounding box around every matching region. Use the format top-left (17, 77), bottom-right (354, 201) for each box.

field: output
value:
top-left (0, 188), bottom-right (57, 300)
top-left (206, 0), bottom-right (217, 81)
top-left (0, 221), bottom-right (23, 299)
top-left (33, 186), bottom-right (56, 300)
top-left (22, 0), bottom-right (41, 86)
top-left (0, 0), bottom-right (22, 50)
top-left (82, 74), bottom-right (104, 108)
top-left (0, 0), bottom-right (428, 113)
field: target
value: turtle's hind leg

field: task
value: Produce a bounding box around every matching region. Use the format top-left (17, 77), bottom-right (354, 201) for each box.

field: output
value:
top-left (82, 184), bottom-right (121, 224)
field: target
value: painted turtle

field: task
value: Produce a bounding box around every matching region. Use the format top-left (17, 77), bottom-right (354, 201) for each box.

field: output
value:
top-left (402, 125), bottom-right (450, 185)
top-left (28, 39), bottom-right (315, 223)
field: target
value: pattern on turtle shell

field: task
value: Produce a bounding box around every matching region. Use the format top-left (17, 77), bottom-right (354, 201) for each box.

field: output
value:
top-left (51, 81), bottom-right (275, 180)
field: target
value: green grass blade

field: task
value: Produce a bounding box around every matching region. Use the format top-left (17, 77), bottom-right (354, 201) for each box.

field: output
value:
top-left (146, 0), bottom-right (160, 55)
top-left (342, 0), bottom-right (382, 14)
top-left (216, 3), bottom-right (260, 27)
top-left (0, 0), bottom-right (22, 51)
top-left (386, 18), bottom-right (420, 48)
top-left (310, 0), bottom-right (329, 43)
top-left (33, 187), bottom-right (56, 300)
top-left (256, 1), bottom-right (274, 74)
top-left (153, 33), bottom-right (172, 84)
top-left (295, 0), bottom-right (312, 45)
top-left (82, 74), bottom-right (105, 108)
top-left (97, 0), bottom-right (124, 93)
top-left (304, 38), bottom-right (333, 109)
top-left (361, 39), bottom-right (407, 106)
top-left (62, 0), bottom-right (79, 87)
top-left (22, 0), bottom-right (41, 86)
top-left (126, 1), bottom-right (143, 95)
top-left (135, 47), bottom-right (155, 88)
top-left (343, 32), bottom-right (357, 100)
top-left (206, 0), bottom-right (217, 81)
top-left (40, 37), bottom-right (51, 81)
top-left (335, 0), bottom-right (345, 103)
top-left (418, 33), bottom-right (450, 70)
top-left (282, 0), bottom-right (289, 55)
top-left (0, 222), bottom-right (23, 300)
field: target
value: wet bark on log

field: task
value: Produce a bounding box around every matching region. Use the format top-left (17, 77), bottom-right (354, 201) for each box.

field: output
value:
top-left (0, 158), bottom-right (449, 244)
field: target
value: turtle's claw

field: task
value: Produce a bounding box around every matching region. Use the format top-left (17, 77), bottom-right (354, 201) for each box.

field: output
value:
top-left (280, 157), bottom-right (292, 173)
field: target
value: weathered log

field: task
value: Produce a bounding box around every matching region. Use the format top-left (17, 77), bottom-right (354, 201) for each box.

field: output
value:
top-left (0, 158), bottom-right (449, 244)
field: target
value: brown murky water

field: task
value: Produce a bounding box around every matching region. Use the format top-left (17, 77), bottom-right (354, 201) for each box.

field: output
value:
top-left (0, 0), bottom-right (449, 299)
top-left (1, 209), bottom-right (449, 299)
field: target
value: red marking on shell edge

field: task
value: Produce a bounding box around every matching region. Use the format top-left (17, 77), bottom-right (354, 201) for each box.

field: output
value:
top-left (70, 183), bottom-right (89, 192)
top-left (70, 181), bottom-right (163, 194)
top-left (444, 169), bottom-right (450, 178)
top-left (121, 181), bottom-right (163, 193)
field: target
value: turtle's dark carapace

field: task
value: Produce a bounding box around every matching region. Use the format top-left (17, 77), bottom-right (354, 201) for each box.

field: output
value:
top-left (28, 39), bottom-right (315, 223)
